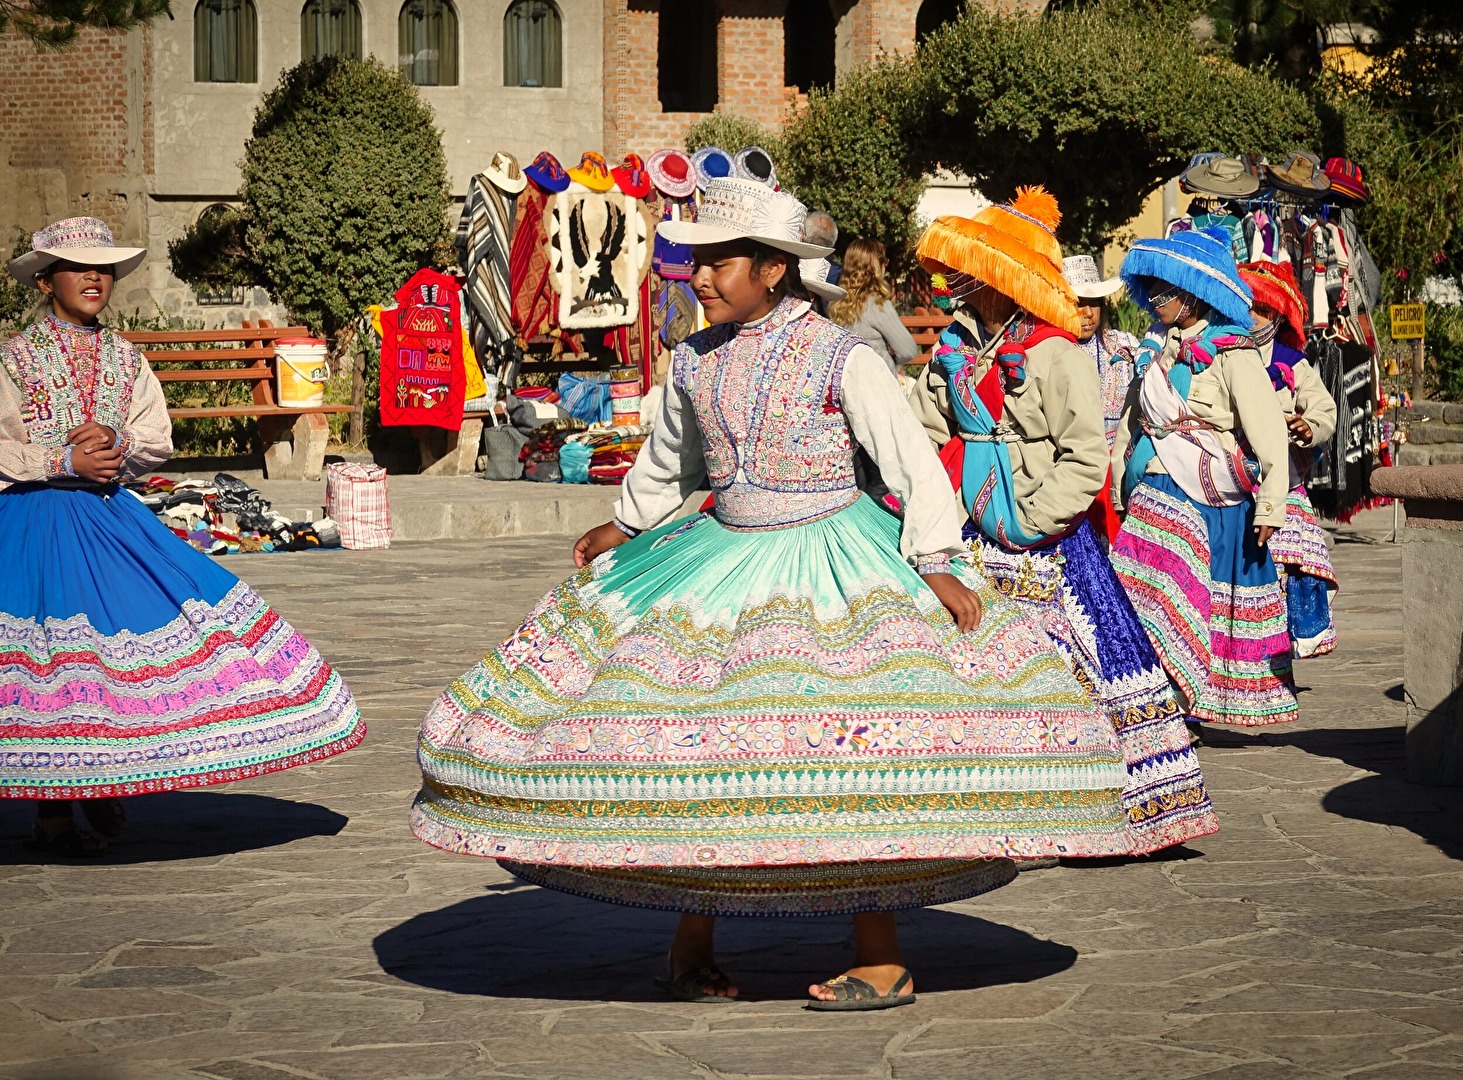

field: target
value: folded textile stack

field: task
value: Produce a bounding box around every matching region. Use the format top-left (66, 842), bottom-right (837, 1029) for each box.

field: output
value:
top-left (565, 425), bottom-right (649, 485)
top-left (124, 474), bottom-right (343, 555)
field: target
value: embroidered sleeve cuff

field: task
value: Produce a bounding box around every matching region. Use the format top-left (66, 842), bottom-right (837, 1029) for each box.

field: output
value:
top-left (611, 519), bottom-right (642, 539)
top-left (47, 445), bottom-right (76, 478)
top-left (116, 429), bottom-right (133, 458)
top-left (915, 553), bottom-right (952, 576)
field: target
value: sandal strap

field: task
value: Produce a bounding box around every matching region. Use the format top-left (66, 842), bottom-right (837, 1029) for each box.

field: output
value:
top-left (818, 975), bottom-right (879, 1001)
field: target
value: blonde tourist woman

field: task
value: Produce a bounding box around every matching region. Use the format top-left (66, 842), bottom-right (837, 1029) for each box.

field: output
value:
top-left (410, 178), bottom-right (1131, 1010)
top-left (828, 238), bottom-right (919, 372)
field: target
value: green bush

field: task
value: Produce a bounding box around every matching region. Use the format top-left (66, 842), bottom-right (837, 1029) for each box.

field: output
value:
top-left (1424, 300), bottom-right (1463, 402)
top-left (685, 115), bottom-right (781, 157)
top-left (0, 230), bottom-right (37, 335)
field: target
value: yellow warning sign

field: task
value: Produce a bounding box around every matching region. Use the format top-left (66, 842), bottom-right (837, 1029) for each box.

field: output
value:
top-left (1390, 303), bottom-right (1425, 339)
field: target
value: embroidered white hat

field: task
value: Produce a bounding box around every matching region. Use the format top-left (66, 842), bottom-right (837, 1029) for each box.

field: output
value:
top-left (800, 257), bottom-right (846, 302)
top-left (657, 178), bottom-right (832, 259)
top-left (1062, 254), bottom-right (1124, 299)
top-left (8, 217), bottom-right (146, 285)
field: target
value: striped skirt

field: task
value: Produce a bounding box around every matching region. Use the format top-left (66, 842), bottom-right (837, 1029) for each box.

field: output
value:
top-left (1269, 486), bottom-right (1338, 659)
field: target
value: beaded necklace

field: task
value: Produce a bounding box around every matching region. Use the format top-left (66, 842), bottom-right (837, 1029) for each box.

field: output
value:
top-left (1, 316), bottom-right (138, 445)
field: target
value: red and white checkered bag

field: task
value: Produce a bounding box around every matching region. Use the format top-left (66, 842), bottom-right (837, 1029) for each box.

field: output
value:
top-left (324, 462), bottom-right (392, 550)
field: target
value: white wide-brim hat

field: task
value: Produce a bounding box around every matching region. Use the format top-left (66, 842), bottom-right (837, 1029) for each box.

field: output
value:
top-left (8, 216), bottom-right (146, 285)
top-left (484, 150), bottom-right (528, 195)
top-left (657, 178), bottom-right (832, 259)
top-left (1061, 254), bottom-right (1124, 300)
top-left (800, 258), bottom-right (845, 302)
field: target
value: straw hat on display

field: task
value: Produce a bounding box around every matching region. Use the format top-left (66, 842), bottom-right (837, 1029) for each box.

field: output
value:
top-left (691, 146), bottom-right (735, 191)
top-left (484, 151), bottom-right (528, 195)
top-left (611, 153), bottom-right (652, 199)
top-left (657, 177), bottom-right (832, 259)
top-left (1119, 227), bottom-right (1254, 330)
top-left (647, 148), bottom-right (698, 199)
top-left (567, 151), bottom-right (615, 193)
top-left (1268, 151), bottom-right (1332, 198)
top-left (8, 217), bottom-right (146, 285)
top-left (1180, 155), bottom-right (1260, 199)
top-left (1238, 260), bottom-right (1307, 349)
top-left (915, 185), bottom-right (1081, 335)
top-left (1062, 254), bottom-right (1124, 300)
top-left (524, 150), bottom-right (570, 193)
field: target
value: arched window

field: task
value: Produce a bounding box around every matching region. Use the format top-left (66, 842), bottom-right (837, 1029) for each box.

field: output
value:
top-left (302, 0), bottom-right (363, 60)
top-left (194, 0), bottom-right (258, 83)
top-left (659, 0), bottom-right (717, 112)
top-left (504, 0), bottom-right (562, 87)
top-left (915, 0), bottom-right (962, 45)
top-left (399, 0), bottom-right (459, 86)
top-left (785, 0), bottom-right (835, 94)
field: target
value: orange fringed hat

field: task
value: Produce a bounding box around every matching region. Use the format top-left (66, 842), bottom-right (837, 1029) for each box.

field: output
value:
top-left (915, 186), bottom-right (1080, 335)
top-left (1238, 260), bottom-right (1306, 349)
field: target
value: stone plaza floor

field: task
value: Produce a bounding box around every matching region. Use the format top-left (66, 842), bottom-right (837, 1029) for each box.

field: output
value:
top-left (1, 512), bottom-right (1461, 1080)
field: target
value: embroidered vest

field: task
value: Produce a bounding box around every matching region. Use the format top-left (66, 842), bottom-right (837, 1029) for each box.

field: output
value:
top-left (674, 299), bottom-right (861, 529)
top-left (1, 318), bottom-right (139, 446)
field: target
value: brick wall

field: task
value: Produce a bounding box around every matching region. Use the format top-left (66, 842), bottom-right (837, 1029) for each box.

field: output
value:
top-left (0, 26), bottom-right (152, 309)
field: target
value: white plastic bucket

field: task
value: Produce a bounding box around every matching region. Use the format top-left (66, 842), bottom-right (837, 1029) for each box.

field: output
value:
top-left (275, 338), bottom-right (329, 407)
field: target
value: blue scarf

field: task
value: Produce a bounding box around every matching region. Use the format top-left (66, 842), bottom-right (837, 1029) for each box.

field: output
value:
top-left (1122, 321), bottom-right (1253, 502)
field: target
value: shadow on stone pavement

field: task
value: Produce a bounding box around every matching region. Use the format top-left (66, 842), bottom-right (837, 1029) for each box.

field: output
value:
top-left (373, 883), bottom-right (1078, 1003)
top-left (0, 791), bottom-right (347, 866)
top-left (1199, 721), bottom-right (1463, 860)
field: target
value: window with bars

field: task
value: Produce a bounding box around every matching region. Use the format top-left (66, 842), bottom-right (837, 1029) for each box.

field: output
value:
top-left (302, 0), bottom-right (363, 60)
top-left (399, 0), bottom-right (459, 86)
top-left (503, 0), bottom-right (562, 87)
top-left (194, 0), bottom-right (258, 83)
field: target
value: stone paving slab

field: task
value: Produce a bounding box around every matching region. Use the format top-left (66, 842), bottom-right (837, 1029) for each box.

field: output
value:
top-left (2, 510), bottom-right (1461, 1079)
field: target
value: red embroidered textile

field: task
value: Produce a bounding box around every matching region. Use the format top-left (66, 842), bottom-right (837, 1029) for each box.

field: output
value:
top-left (379, 269), bottom-right (465, 431)
top-left (509, 187), bottom-right (581, 353)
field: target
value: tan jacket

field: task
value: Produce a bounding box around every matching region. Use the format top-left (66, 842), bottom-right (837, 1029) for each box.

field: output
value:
top-left (907, 324), bottom-right (1109, 538)
top-left (1273, 355), bottom-right (1337, 448)
top-left (1111, 319), bottom-right (1290, 528)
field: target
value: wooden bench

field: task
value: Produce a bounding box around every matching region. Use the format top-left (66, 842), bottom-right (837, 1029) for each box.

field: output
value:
top-left (900, 313), bottom-right (953, 366)
top-left (121, 322), bottom-right (354, 481)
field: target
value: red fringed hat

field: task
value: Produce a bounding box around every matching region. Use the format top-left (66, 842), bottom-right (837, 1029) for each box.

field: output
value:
top-left (1238, 260), bottom-right (1306, 349)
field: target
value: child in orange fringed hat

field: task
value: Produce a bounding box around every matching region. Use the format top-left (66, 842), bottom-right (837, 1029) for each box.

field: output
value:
top-left (1238, 260), bottom-right (1339, 659)
top-left (906, 188), bottom-right (1218, 859)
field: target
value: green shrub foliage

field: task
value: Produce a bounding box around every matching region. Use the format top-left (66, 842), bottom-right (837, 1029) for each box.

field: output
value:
top-left (170, 56), bottom-right (452, 340)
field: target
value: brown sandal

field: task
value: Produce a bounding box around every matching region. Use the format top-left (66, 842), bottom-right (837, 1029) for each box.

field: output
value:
top-left (24, 825), bottom-right (108, 858)
top-left (80, 798), bottom-right (127, 839)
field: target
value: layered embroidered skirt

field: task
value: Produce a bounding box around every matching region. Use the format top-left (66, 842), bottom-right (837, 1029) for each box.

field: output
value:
top-left (0, 484), bottom-right (364, 798)
top-left (963, 519), bottom-right (1218, 853)
top-left (1269, 486), bottom-right (1338, 659)
top-left (1112, 475), bottom-right (1297, 727)
top-left (413, 495), bottom-right (1132, 917)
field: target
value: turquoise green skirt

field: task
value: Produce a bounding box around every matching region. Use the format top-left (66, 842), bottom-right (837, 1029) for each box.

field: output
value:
top-left (412, 496), bottom-right (1130, 915)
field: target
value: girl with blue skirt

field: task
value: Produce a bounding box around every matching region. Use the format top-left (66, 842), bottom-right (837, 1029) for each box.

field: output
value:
top-left (906, 189), bottom-right (1216, 856)
top-left (1111, 229), bottom-right (1297, 727)
top-left (412, 179), bottom-right (1132, 1010)
top-left (0, 218), bottom-right (364, 856)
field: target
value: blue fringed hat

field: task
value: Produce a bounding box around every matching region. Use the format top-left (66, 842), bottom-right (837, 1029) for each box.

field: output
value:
top-left (1120, 227), bottom-right (1253, 329)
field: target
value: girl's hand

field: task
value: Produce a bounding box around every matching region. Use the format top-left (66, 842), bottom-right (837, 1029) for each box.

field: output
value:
top-left (922, 572), bottom-right (984, 632)
top-left (1254, 524), bottom-right (1276, 547)
top-left (573, 522), bottom-right (632, 568)
top-left (1286, 413), bottom-right (1313, 445)
top-left (68, 423), bottom-right (117, 453)
top-left (72, 444), bottom-right (123, 483)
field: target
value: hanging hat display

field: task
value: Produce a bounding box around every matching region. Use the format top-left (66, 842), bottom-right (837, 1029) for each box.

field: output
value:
top-left (800, 257), bottom-right (846, 302)
top-left (691, 146), bottom-right (735, 191)
top-left (915, 185), bottom-right (1080, 335)
top-left (1322, 157), bottom-right (1369, 204)
top-left (611, 153), bottom-right (652, 199)
top-left (658, 177), bottom-right (831, 258)
top-left (1268, 151), bottom-right (1332, 198)
top-left (1061, 254), bottom-right (1124, 300)
top-left (647, 148), bottom-right (698, 199)
top-left (524, 150), bottom-right (571, 193)
top-left (733, 146), bottom-right (778, 189)
top-left (7, 216), bottom-right (146, 285)
top-left (1239, 260), bottom-right (1307, 349)
top-left (1181, 155), bottom-right (1261, 199)
top-left (1120, 227), bottom-right (1254, 329)
top-left (567, 151), bottom-right (616, 193)
top-left (484, 150), bottom-right (528, 195)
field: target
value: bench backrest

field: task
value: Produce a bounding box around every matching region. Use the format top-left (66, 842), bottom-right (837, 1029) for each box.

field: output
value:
top-left (120, 322), bottom-right (312, 409)
top-left (900, 313), bottom-right (952, 366)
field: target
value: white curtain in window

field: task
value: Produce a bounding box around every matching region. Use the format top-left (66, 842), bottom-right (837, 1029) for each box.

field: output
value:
top-left (194, 0), bottom-right (258, 82)
top-left (399, 0), bottom-right (459, 86)
top-left (302, 0), bottom-right (363, 60)
top-left (503, 0), bottom-right (562, 88)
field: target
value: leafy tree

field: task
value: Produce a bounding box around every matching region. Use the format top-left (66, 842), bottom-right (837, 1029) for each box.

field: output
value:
top-left (1, 0), bottom-right (170, 49)
top-left (0, 229), bottom-right (37, 334)
top-left (170, 56), bottom-right (452, 443)
top-left (685, 114), bottom-right (780, 158)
